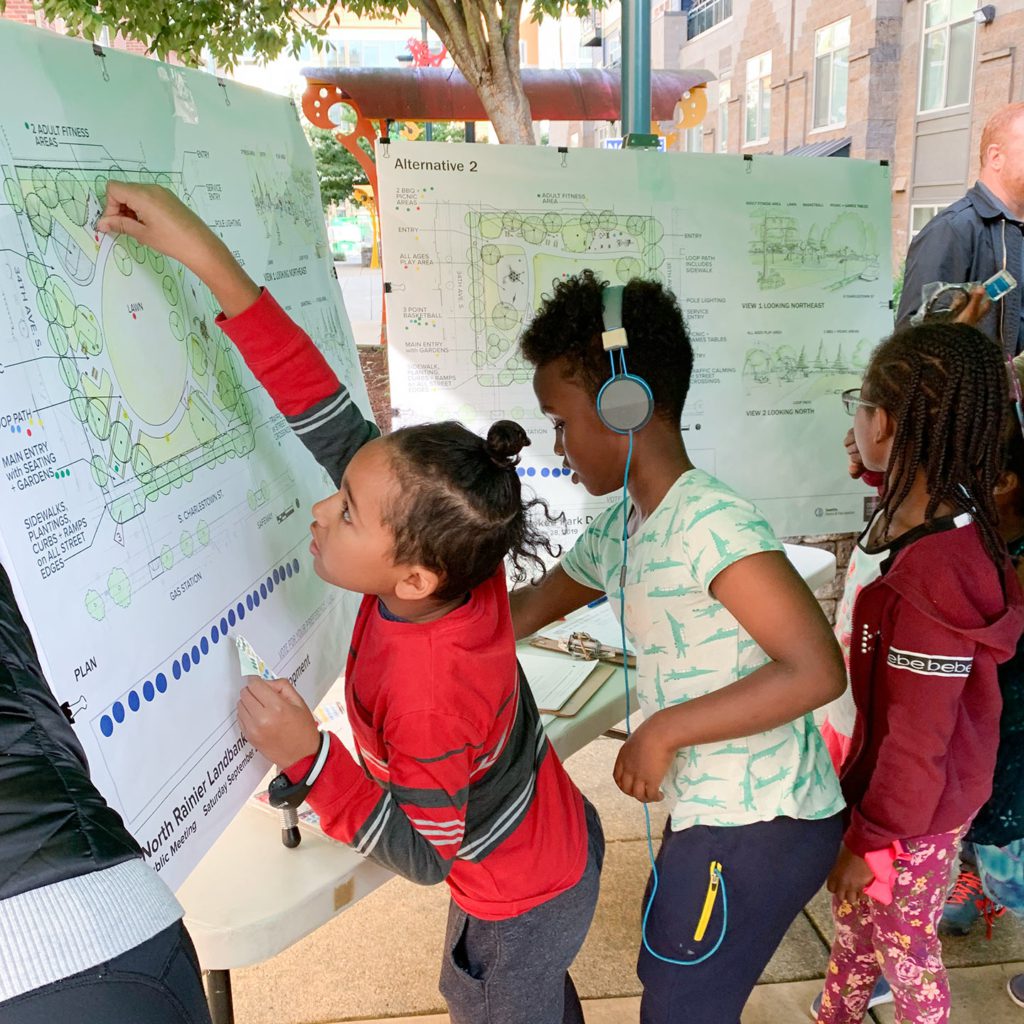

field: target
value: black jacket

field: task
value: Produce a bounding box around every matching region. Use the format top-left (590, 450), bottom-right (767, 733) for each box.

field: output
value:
top-left (896, 182), bottom-right (1023, 356)
top-left (0, 564), bottom-right (140, 900)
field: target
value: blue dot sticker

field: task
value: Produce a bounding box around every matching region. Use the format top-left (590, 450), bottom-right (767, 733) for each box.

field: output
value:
top-left (285, 562), bottom-right (293, 579)
top-left (292, 558), bottom-right (300, 574)
top-left (541, 467), bottom-right (550, 477)
top-left (211, 625), bottom-right (220, 644)
top-left (112, 701), bottom-right (125, 723)
top-left (246, 594), bottom-right (253, 611)
top-left (517, 467), bottom-right (526, 477)
top-left (200, 637), bottom-right (209, 655)
top-left (128, 691), bottom-right (140, 712)
top-left (259, 583), bottom-right (267, 600)
top-left (181, 652), bottom-right (191, 673)
top-left (172, 660), bottom-right (181, 680)
top-left (266, 577), bottom-right (273, 594)
top-left (100, 714), bottom-right (114, 737)
top-left (143, 680), bottom-right (155, 702)
top-left (273, 568), bottom-right (281, 584)
top-left (191, 644), bottom-right (200, 664)
top-left (220, 616), bottom-right (228, 635)
top-left (156, 672), bottom-right (167, 693)
top-left (228, 608), bottom-right (236, 627)
top-left (253, 591), bottom-right (261, 608)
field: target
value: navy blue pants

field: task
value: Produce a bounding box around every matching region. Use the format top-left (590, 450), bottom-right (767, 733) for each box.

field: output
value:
top-left (439, 798), bottom-right (605, 1024)
top-left (2, 921), bottom-right (211, 1024)
top-left (638, 813), bottom-right (842, 1024)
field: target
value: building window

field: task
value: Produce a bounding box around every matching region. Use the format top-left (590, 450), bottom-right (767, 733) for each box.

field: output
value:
top-left (718, 80), bottom-right (730, 152)
top-left (919, 0), bottom-right (975, 112)
top-left (687, 0), bottom-right (733, 41)
top-left (684, 125), bottom-right (703, 152)
top-left (813, 18), bottom-right (850, 129)
top-left (604, 31), bottom-right (621, 67)
top-left (910, 203), bottom-right (947, 236)
top-left (744, 51), bottom-right (771, 145)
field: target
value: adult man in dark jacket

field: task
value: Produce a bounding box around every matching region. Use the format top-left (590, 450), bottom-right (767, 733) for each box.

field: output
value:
top-left (897, 103), bottom-right (1024, 356)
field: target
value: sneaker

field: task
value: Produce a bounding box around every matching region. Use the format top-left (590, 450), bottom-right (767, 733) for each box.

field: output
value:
top-left (1009, 973), bottom-right (1024, 1009)
top-left (808, 977), bottom-right (894, 1019)
top-left (940, 867), bottom-right (992, 936)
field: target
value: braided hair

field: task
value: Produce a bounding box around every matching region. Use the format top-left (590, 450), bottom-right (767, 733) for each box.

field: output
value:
top-left (381, 420), bottom-right (562, 600)
top-left (865, 321), bottom-right (1007, 566)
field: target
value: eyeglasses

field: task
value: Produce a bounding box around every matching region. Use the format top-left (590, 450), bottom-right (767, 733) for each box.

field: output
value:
top-left (841, 388), bottom-right (880, 416)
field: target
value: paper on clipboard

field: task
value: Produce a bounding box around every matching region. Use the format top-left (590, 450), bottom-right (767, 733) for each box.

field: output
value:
top-left (539, 602), bottom-right (635, 655)
top-left (518, 650), bottom-right (601, 713)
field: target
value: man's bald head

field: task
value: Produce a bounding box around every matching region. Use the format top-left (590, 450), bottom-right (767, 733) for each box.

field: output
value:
top-left (979, 102), bottom-right (1024, 217)
top-left (981, 102), bottom-right (1024, 167)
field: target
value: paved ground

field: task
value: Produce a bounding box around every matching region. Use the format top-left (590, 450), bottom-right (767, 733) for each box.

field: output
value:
top-left (335, 261), bottom-right (384, 346)
top-left (228, 736), bottom-right (1024, 1023)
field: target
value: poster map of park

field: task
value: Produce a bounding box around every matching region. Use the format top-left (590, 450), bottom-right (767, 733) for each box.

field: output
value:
top-left (0, 22), bottom-right (370, 889)
top-left (377, 144), bottom-right (893, 541)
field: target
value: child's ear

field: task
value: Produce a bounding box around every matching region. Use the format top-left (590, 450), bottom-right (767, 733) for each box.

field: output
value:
top-left (995, 470), bottom-right (1020, 498)
top-left (873, 406), bottom-right (895, 444)
top-left (394, 566), bottom-right (442, 602)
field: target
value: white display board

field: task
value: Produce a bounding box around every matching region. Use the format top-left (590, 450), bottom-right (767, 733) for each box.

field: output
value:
top-left (378, 142), bottom-right (892, 541)
top-left (0, 22), bottom-right (369, 889)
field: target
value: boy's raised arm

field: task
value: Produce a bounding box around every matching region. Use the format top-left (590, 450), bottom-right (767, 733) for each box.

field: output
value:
top-left (98, 182), bottom-right (378, 487)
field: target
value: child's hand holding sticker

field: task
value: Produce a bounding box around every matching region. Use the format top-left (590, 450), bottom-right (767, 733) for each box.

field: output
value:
top-left (234, 635), bottom-right (319, 769)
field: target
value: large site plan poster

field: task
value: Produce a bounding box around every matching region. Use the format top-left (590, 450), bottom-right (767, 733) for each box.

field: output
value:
top-left (378, 143), bottom-right (892, 541)
top-left (0, 22), bottom-right (370, 889)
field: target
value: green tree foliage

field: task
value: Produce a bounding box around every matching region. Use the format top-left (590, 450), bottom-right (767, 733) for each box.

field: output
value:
top-left (15, 0), bottom-right (599, 143)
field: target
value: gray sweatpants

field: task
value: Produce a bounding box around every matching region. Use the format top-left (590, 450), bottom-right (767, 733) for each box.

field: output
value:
top-left (438, 798), bottom-right (604, 1024)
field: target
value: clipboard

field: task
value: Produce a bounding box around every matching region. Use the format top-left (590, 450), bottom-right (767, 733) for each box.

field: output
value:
top-left (539, 661), bottom-right (616, 717)
top-left (528, 632), bottom-right (637, 668)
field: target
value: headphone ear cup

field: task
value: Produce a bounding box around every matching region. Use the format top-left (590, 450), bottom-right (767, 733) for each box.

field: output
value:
top-left (597, 374), bottom-right (654, 433)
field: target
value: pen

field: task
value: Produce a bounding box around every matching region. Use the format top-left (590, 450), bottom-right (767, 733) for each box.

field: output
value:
top-left (587, 595), bottom-right (608, 608)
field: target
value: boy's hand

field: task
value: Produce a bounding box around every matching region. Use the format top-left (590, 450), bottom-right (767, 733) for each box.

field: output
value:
top-left (98, 181), bottom-right (222, 271)
top-left (613, 716), bottom-right (673, 803)
top-left (826, 844), bottom-right (874, 906)
top-left (97, 181), bottom-right (260, 317)
top-left (237, 676), bottom-right (320, 769)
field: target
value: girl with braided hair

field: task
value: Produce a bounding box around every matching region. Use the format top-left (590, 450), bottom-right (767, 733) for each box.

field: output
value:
top-left (815, 321), bottom-right (1024, 1024)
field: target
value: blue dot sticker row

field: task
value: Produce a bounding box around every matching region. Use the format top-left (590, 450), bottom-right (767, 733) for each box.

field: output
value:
top-left (98, 558), bottom-right (301, 738)
top-left (516, 466), bottom-right (570, 478)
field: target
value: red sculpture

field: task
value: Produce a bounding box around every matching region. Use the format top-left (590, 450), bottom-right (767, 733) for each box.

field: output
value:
top-left (406, 37), bottom-right (447, 67)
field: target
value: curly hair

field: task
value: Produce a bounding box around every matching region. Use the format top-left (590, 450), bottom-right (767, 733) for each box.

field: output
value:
top-left (519, 270), bottom-right (694, 423)
top-left (866, 321), bottom-right (1007, 565)
top-left (381, 420), bottom-right (561, 600)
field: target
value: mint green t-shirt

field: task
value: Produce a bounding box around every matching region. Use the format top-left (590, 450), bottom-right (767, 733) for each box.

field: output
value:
top-left (561, 468), bottom-right (844, 830)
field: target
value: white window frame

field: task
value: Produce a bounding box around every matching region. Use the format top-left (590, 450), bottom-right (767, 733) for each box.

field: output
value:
top-left (744, 51), bottom-right (772, 146)
top-left (918, 0), bottom-right (976, 113)
top-left (812, 18), bottom-right (850, 130)
top-left (683, 125), bottom-right (703, 153)
top-left (910, 203), bottom-right (947, 237)
top-left (718, 79), bottom-right (730, 152)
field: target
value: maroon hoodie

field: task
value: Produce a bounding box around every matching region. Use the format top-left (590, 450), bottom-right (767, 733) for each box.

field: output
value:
top-left (842, 513), bottom-right (1024, 856)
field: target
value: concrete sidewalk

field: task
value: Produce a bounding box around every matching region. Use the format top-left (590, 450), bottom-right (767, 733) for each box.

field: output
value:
top-left (335, 261), bottom-right (384, 347)
top-left (228, 737), bottom-right (1024, 1023)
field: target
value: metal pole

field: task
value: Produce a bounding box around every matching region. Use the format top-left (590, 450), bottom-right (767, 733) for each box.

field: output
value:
top-left (422, 16), bottom-right (433, 141)
top-left (621, 0), bottom-right (659, 148)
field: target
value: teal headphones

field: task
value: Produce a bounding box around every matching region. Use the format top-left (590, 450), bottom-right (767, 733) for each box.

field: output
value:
top-left (596, 285), bottom-right (654, 434)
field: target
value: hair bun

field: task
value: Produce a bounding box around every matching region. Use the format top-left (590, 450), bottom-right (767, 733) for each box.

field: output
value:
top-left (485, 420), bottom-right (530, 469)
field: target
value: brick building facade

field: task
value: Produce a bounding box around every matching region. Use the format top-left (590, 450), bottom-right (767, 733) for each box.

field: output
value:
top-left (595, 0), bottom-right (1023, 271)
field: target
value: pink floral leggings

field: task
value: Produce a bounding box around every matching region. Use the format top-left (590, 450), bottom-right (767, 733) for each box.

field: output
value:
top-left (816, 824), bottom-right (968, 1024)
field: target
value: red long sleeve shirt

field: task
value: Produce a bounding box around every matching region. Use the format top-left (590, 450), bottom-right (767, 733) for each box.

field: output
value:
top-left (218, 290), bottom-right (588, 919)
